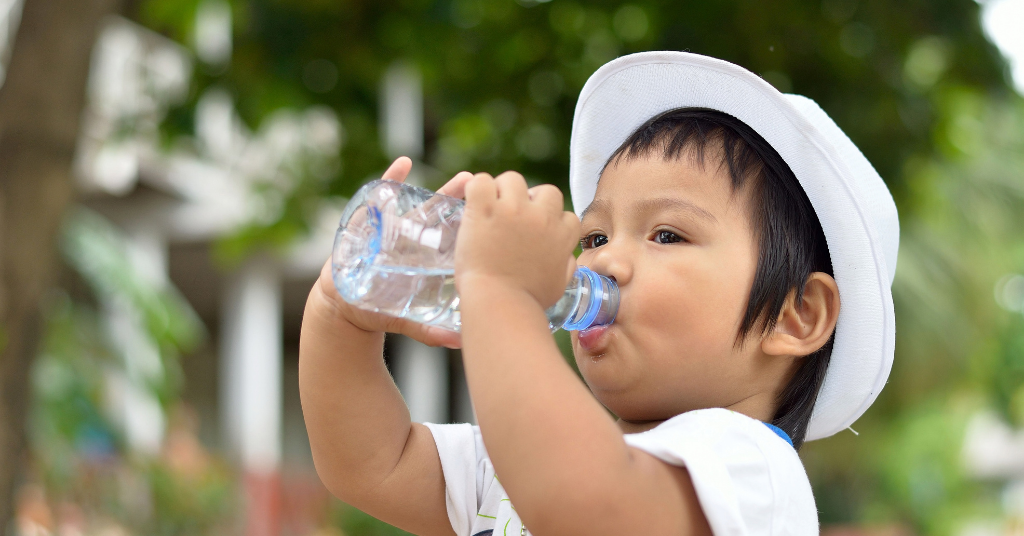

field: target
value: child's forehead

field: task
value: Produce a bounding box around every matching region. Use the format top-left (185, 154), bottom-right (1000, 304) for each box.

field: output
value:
top-left (584, 154), bottom-right (750, 219)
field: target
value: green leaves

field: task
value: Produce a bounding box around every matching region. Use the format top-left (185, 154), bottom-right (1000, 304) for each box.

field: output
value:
top-left (62, 209), bottom-right (205, 360)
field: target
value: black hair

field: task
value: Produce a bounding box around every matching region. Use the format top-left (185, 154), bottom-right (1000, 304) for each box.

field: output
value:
top-left (605, 108), bottom-right (834, 449)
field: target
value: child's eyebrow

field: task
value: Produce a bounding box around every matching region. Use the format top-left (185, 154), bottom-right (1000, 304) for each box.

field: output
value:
top-left (580, 199), bottom-right (610, 221)
top-left (634, 197), bottom-right (718, 223)
top-left (581, 198), bottom-right (717, 223)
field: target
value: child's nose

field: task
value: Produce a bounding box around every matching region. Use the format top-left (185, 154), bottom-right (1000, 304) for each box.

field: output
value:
top-left (586, 240), bottom-right (632, 286)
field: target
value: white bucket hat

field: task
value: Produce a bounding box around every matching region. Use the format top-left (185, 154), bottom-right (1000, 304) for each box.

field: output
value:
top-left (569, 51), bottom-right (899, 441)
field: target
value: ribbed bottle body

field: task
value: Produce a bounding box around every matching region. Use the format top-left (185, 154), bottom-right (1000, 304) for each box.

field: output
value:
top-left (332, 180), bottom-right (618, 332)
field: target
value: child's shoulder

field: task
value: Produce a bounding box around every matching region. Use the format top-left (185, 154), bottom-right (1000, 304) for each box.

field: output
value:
top-left (624, 408), bottom-right (818, 534)
top-left (625, 407), bottom-right (802, 461)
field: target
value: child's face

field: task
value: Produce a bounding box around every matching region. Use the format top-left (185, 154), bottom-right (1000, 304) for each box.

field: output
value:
top-left (573, 153), bottom-right (778, 424)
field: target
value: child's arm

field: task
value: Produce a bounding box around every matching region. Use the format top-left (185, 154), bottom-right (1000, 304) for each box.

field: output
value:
top-left (455, 172), bottom-right (712, 535)
top-left (299, 158), bottom-right (470, 536)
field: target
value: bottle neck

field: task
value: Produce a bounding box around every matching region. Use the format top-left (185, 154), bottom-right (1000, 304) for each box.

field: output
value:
top-left (545, 267), bottom-right (619, 332)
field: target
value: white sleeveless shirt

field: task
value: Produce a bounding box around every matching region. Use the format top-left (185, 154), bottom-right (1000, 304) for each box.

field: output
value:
top-left (425, 408), bottom-right (818, 536)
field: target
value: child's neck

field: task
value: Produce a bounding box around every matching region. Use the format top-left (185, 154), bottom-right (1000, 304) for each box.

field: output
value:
top-left (616, 397), bottom-right (780, 434)
top-left (616, 419), bottom-right (665, 434)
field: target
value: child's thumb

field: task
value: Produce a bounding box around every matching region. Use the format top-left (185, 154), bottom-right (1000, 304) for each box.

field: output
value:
top-left (393, 318), bottom-right (462, 349)
top-left (565, 255), bottom-right (578, 286)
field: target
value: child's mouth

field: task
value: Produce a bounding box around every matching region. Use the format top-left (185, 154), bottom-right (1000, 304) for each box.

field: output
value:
top-left (577, 325), bottom-right (610, 353)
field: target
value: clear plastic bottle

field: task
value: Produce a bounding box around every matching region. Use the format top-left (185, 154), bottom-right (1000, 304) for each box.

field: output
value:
top-left (332, 179), bottom-right (618, 332)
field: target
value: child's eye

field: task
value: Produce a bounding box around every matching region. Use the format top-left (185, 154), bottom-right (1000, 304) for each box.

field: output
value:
top-left (580, 234), bottom-right (608, 249)
top-left (654, 230), bottom-right (684, 244)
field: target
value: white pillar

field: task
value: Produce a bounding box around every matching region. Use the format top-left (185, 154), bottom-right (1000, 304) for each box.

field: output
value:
top-left (194, 0), bottom-right (232, 67)
top-left (380, 60), bottom-right (450, 424)
top-left (0, 0), bottom-right (25, 89)
top-left (220, 256), bottom-right (282, 473)
top-left (393, 338), bottom-right (449, 424)
top-left (452, 359), bottom-right (476, 425)
top-left (380, 61), bottom-right (423, 161)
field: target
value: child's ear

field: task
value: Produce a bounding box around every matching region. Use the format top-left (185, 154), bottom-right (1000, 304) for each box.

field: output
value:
top-left (761, 273), bottom-right (840, 358)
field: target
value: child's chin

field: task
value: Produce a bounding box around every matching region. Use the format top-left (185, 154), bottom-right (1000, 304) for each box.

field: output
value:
top-left (602, 399), bottom-right (663, 424)
top-left (580, 367), bottom-right (636, 402)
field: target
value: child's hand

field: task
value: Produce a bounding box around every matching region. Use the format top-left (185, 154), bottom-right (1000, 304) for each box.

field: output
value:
top-left (455, 172), bottom-right (580, 309)
top-left (312, 156), bottom-right (474, 349)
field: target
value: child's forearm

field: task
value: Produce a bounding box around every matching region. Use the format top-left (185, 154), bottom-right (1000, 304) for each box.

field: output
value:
top-left (299, 269), bottom-right (454, 536)
top-left (298, 283), bottom-right (415, 502)
top-left (459, 281), bottom-right (639, 532)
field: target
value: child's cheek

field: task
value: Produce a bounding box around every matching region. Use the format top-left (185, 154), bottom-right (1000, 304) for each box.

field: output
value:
top-left (640, 262), bottom-right (747, 357)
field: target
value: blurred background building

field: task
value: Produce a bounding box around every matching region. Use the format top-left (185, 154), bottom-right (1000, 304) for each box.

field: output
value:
top-left (1, 0), bottom-right (1024, 535)
top-left (32, 7), bottom-right (469, 535)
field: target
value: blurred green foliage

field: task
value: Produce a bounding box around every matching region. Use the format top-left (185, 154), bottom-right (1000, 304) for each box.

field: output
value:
top-left (802, 90), bottom-right (1024, 531)
top-left (29, 210), bottom-right (235, 535)
top-left (60, 210), bottom-right (204, 403)
top-left (117, 0), bottom-right (1024, 533)
top-left (332, 503), bottom-right (414, 536)
top-left (135, 0), bottom-right (1008, 200)
top-left (141, 0), bottom-right (1014, 287)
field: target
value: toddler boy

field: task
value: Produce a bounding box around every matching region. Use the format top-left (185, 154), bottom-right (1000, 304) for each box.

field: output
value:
top-left (299, 52), bottom-right (898, 535)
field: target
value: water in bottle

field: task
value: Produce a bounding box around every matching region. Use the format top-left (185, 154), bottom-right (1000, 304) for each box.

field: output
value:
top-left (332, 179), bottom-right (618, 332)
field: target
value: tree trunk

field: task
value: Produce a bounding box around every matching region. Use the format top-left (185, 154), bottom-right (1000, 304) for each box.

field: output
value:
top-left (0, 0), bottom-right (119, 531)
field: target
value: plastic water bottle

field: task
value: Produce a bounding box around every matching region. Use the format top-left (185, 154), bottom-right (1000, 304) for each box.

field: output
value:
top-left (332, 179), bottom-right (619, 333)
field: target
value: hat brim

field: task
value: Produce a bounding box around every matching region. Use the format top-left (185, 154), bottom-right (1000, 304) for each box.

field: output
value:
top-left (569, 52), bottom-right (897, 441)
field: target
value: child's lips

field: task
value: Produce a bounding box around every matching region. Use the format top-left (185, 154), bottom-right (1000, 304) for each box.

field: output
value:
top-left (577, 325), bottom-right (611, 353)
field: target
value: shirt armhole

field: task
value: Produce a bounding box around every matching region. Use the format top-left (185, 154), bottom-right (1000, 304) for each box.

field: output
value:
top-left (424, 422), bottom-right (481, 536)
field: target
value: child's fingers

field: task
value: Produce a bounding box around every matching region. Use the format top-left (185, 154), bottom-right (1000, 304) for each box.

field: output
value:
top-left (395, 318), bottom-right (462, 349)
top-left (423, 326), bottom-right (462, 349)
top-left (528, 184), bottom-right (564, 213)
top-left (465, 173), bottom-right (497, 210)
top-left (381, 156), bottom-right (413, 182)
top-left (315, 256), bottom-right (461, 348)
top-left (565, 255), bottom-right (578, 286)
top-left (494, 171), bottom-right (528, 202)
top-left (437, 171), bottom-right (475, 199)
top-left (561, 210), bottom-right (582, 247)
